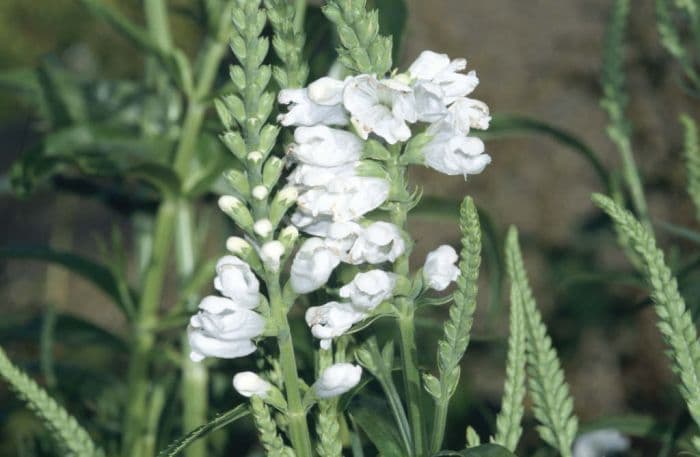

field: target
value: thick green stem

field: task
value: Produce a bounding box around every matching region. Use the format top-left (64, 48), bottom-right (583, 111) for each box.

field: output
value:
top-left (269, 278), bottom-right (313, 457)
top-left (175, 201), bottom-right (209, 457)
top-left (430, 398), bottom-right (449, 454)
top-left (123, 200), bottom-right (177, 457)
top-left (398, 309), bottom-right (425, 456)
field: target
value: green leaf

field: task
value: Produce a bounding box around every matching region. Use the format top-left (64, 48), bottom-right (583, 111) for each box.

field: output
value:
top-left (127, 163), bottom-right (182, 197)
top-left (433, 444), bottom-right (517, 457)
top-left (681, 115), bottom-right (700, 222)
top-left (157, 405), bottom-right (249, 457)
top-left (0, 246), bottom-right (128, 310)
top-left (351, 402), bottom-right (406, 457)
top-left (0, 346), bottom-right (105, 457)
top-left (657, 220), bottom-right (700, 246)
top-left (480, 114), bottom-right (610, 190)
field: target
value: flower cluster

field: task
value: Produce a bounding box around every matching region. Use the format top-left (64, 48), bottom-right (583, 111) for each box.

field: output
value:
top-left (278, 50), bottom-right (485, 348)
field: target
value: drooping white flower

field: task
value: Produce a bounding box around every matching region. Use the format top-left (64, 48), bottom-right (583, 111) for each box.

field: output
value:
top-left (339, 270), bottom-right (397, 311)
top-left (347, 222), bottom-right (405, 264)
top-left (278, 81), bottom-right (348, 127)
top-left (305, 301), bottom-right (365, 349)
top-left (313, 363), bottom-right (363, 398)
top-left (408, 50), bottom-right (479, 104)
top-left (187, 305), bottom-right (265, 362)
top-left (572, 429), bottom-right (629, 457)
top-left (290, 238), bottom-right (342, 293)
top-left (422, 127), bottom-right (492, 177)
top-left (213, 256), bottom-right (260, 309)
top-left (232, 372), bottom-right (271, 398)
top-left (289, 125), bottom-right (363, 167)
top-left (343, 74), bottom-right (417, 144)
top-left (296, 176), bottom-right (390, 222)
top-left (423, 245), bottom-right (460, 291)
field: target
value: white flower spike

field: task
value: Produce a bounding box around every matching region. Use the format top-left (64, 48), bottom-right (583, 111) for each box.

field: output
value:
top-left (313, 363), bottom-right (363, 398)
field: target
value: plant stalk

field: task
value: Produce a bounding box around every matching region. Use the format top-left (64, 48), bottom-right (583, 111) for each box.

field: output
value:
top-left (268, 277), bottom-right (313, 457)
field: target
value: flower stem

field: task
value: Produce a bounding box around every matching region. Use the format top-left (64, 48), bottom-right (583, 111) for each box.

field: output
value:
top-left (430, 397), bottom-right (449, 454)
top-left (268, 277), bottom-right (314, 457)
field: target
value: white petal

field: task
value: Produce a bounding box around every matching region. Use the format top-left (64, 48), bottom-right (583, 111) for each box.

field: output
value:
top-left (313, 363), bottom-right (363, 398)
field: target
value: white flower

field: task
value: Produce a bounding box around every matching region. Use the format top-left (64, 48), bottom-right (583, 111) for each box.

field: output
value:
top-left (252, 185), bottom-right (269, 200)
top-left (290, 238), bottom-right (342, 293)
top-left (213, 256), bottom-right (260, 309)
top-left (445, 97), bottom-right (491, 133)
top-left (573, 429), bottom-right (629, 457)
top-left (413, 82), bottom-right (448, 123)
top-left (339, 270), bottom-right (397, 311)
top-left (422, 127), bottom-right (491, 177)
top-left (343, 74), bottom-right (417, 144)
top-left (307, 76), bottom-right (347, 106)
top-left (408, 50), bottom-right (479, 104)
top-left (305, 301), bottom-right (365, 349)
top-left (289, 125), bottom-right (363, 167)
top-left (278, 85), bottom-right (348, 127)
top-left (296, 176), bottom-right (390, 222)
top-left (313, 363), bottom-right (363, 398)
top-left (423, 245), bottom-right (460, 291)
top-left (253, 219), bottom-right (273, 237)
top-left (232, 372), bottom-right (271, 398)
top-left (187, 306), bottom-right (265, 362)
top-left (261, 241), bottom-right (285, 271)
top-left (347, 222), bottom-right (405, 264)
top-left (288, 163), bottom-right (357, 188)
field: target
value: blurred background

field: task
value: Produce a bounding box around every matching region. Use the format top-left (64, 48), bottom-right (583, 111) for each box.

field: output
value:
top-left (2, 0), bottom-right (700, 455)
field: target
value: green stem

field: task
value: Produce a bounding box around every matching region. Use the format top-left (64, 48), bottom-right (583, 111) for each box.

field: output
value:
top-left (398, 309), bottom-right (425, 456)
top-left (617, 136), bottom-right (651, 231)
top-left (144, 0), bottom-right (172, 91)
top-left (430, 397), bottom-right (448, 454)
top-left (175, 201), bottom-right (209, 457)
top-left (294, 0), bottom-right (307, 31)
top-left (123, 200), bottom-right (177, 457)
top-left (269, 277), bottom-right (313, 457)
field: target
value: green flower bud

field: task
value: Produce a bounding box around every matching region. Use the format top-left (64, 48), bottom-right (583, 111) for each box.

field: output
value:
top-left (262, 156), bottom-right (285, 188)
top-left (224, 169), bottom-right (250, 196)
top-left (269, 187), bottom-right (298, 226)
top-left (218, 195), bottom-right (254, 232)
top-left (214, 99), bottom-right (234, 130)
top-left (222, 94), bottom-right (246, 124)
top-left (355, 160), bottom-right (389, 180)
top-left (259, 125), bottom-right (280, 156)
top-left (278, 225), bottom-right (299, 252)
top-left (221, 131), bottom-right (247, 160)
top-left (226, 236), bottom-right (263, 272)
top-left (229, 65), bottom-right (246, 91)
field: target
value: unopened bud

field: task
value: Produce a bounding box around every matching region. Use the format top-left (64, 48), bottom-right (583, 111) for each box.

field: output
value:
top-left (218, 196), bottom-right (254, 231)
top-left (261, 241), bottom-right (285, 271)
top-left (252, 185), bottom-right (269, 200)
top-left (253, 219), bottom-right (273, 238)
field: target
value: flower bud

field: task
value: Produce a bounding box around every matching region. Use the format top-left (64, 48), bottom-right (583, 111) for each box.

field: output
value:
top-left (261, 240), bottom-right (285, 271)
top-left (214, 99), bottom-right (234, 130)
top-left (269, 187), bottom-right (298, 227)
top-left (279, 226), bottom-right (299, 252)
top-left (221, 131), bottom-right (247, 160)
top-left (224, 170), bottom-right (250, 196)
top-left (233, 372), bottom-right (271, 398)
top-left (226, 236), bottom-right (252, 256)
top-left (247, 150), bottom-right (264, 164)
top-left (313, 363), bottom-right (362, 399)
top-left (262, 156), bottom-right (285, 188)
top-left (252, 185), bottom-right (269, 200)
top-left (423, 245), bottom-right (460, 291)
top-left (218, 196), bottom-right (254, 232)
top-left (259, 124), bottom-right (280, 156)
top-left (253, 219), bottom-right (273, 238)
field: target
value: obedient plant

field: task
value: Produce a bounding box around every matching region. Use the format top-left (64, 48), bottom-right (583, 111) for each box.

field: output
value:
top-left (6, 0), bottom-right (700, 456)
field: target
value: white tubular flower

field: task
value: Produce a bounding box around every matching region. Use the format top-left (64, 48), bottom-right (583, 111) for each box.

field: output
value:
top-left (297, 176), bottom-right (390, 222)
top-left (308, 76), bottom-right (347, 105)
top-left (213, 256), bottom-right (260, 309)
top-left (422, 127), bottom-right (491, 177)
top-left (573, 429), bottom-right (630, 457)
top-left (313, 363), bottom-right (363, 399)
top-left (339, 270), bottom-right (397, 311)
top-left (187, 306), bottom-right (265, 362)
top-left (408, 50), bottom-right (479, 104)
top-left (288, 163), bottom-right (357, 188)
top-left (305, 301), bottom-right (365, 349)
top-left (445, 97), bottom-right (491, 133)
top-left (347, 222), bottom-right (405, 264)
top-left (289, 125), bottom-right (363, 167)
top-left (232, 372), bottom-right (271, 398)
top-left (261, 241), bottom-right (285, 271)
top-left (343, 74), bottom-right (417, 144)
top-left (413, 82), bottom-right (448, 123)
top-left (278, 87), bottom-right (348, 127)
top-left (290, 214), bottom-right (362, 251)
top-left (290, 238), bottom-right (342, 293)
top-left (423, 245), bottom-right (460, 291)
